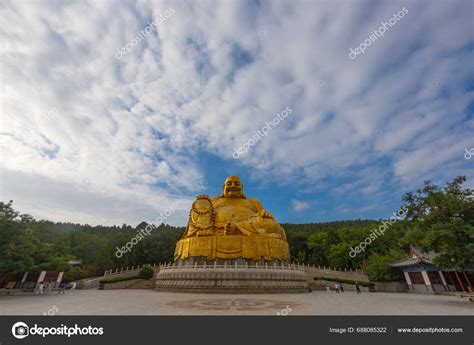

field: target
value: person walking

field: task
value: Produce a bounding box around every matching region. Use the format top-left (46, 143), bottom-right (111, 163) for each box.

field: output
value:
top-left (335, 282), bottom-right (340, 293)
top-left (70, 281), bottom-right (77, 292)
top-left (339, 283), bottom-right (344, 292)
top-left (355, 281), bottom-right (361, 294)
top-left (35, 281), bottom-right (44, 295)
top-left (47, 281), bottom-right (52, 294)
top-left (326, 283), bottom-right (330, 292)
top-left (57, 282), bottom-right (66, 294)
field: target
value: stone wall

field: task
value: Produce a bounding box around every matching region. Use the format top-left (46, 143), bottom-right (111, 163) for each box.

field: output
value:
top-left (128, 279), bottom-right (155, 289)
top-left (411, 283), bottom-right (431, 293)
top-left (156, 266), bottom-right (309, 293)
top-left (102, 278), bottom-right (154, 290)
top-left (310, 280), bottom-right (372, 292)
top-left (75, 277), bottom-right (105, 290)
top-left (374, 282), bottom-right (408, 293)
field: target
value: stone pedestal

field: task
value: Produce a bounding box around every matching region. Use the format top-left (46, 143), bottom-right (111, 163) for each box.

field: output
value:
top-left (155, 264), bottom-right (309, 293)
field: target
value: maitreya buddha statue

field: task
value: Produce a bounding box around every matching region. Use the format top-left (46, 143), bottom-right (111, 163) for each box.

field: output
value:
top-left (174, 176), bottom-right (290, 262)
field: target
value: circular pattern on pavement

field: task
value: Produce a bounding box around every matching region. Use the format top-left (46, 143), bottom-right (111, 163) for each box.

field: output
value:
top-left (167, 298), bottom-right (302, 312)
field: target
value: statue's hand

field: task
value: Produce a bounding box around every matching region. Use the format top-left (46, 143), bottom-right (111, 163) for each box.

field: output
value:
top-left (196, 194), bottom-right (209, 199)
top-left (260, 210), bottom-right (273, 218)
top-left (185, 225), bottom-right (198, 238)
top-left (196, 229), bottom-right (214, 237)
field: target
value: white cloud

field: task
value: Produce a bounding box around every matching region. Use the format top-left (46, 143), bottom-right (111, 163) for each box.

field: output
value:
top-left (291, 199), bottom-right (310, 212)
top-left (0, 0), bottom-right (472, 225)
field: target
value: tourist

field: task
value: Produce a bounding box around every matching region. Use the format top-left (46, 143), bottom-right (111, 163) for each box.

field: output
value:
top-left (340, 283), bottom-right (344, 292)
top-left (335, 283), bottom-right (340, 293)
top-left (35, 281), bottom-right (44, 295)
top-left (70, 281), bottom-right (77, 291)
top-left (355, 281), bottom-right (361, 294)
top-left (58, 282), bottom-right (66, 294)
top-left (326, 283), bottom-right (330, 292)
top-left (47, 281), bottom-right (52, 294)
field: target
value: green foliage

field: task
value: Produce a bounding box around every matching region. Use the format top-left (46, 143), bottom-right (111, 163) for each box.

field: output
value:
top-left (288, 220), bottom-right (381, 267)
top-left (62, 266), bottom-right (83, 283)
top-left (401, 176), bottom-right (474, 270)
top-left (139, 265), bottom-right (154, 279)
top-left (0, 201), bottom-right (65, 272)
top-left (313, 276), bottom-right (375, 287)
top-left (0, 201), bottom-right (184, 278)
top-left (99, 275), bottom-right (140, 284)
top-left (363, 251), bottom-right (405, 282)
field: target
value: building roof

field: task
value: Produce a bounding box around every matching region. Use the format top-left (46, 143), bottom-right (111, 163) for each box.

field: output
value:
top-left (410, 246), bottom-right (438, 261)
top-left (389, 246), bottom-right (438, 268)
top-left (389, 258), bottom-right (422, 268)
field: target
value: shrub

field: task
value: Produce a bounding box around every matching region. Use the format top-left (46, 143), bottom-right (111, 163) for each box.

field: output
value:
top-left (99, 275), bottom-right (139, 284)
top-left (139, 265), bottom-right (154, 280)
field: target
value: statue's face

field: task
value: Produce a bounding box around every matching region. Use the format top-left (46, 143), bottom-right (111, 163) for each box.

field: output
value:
top-left (223, 176), bottom-right (243, 198)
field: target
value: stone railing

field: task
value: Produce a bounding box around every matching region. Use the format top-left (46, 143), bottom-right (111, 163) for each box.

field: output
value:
top-left (159, 262), bottom-right (304, 271)
top-left (302, 264), bottom-right (369, 282)
top-left (104, 262), bottom-right (368, 281)
top-left (103, 263), bottom-right (159, 277)
top-left (302, 263), bottom-right (365, 275)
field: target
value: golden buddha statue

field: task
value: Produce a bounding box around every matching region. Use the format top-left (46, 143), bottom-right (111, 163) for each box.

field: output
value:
top-left (174, 176), bottom-right (290, 262)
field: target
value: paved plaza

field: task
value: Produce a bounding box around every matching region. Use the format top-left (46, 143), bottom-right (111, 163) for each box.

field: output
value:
top-left (1, 290), bottom-right (473, 315)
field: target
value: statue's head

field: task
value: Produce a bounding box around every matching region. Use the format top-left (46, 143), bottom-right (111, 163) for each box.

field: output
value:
top-left (223, 176), bottom-right (244, 198)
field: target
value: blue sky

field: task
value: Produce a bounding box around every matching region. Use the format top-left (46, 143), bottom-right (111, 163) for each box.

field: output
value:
top-left (0, 0), bottom-right (473, 226)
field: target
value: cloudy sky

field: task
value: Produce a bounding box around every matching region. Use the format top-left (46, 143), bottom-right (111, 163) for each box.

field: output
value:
top-left (1, 0), bottom-right (473, 227)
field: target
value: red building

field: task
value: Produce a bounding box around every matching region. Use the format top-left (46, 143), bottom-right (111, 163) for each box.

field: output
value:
top-left (390, 246), bottom-right (473, 293)
top-left (0, 271), bottom-right (63, 289)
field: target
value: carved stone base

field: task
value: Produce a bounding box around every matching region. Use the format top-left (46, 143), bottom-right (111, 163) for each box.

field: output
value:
top-left (155, 264), bottom-right (310, 293)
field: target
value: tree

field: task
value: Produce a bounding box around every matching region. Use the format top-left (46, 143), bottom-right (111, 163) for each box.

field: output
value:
top-left (307, 231), bottom-right (330, 266)
top-left (363, 251), bottom-right (405, 282)
top-left (402, 176), bottom-right (474, 269)
top-left (0, 201), bottom-right (36, 272)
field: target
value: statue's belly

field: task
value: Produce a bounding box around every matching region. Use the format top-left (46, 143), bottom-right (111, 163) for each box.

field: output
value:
top-left (214, 205), bottom-right (256, 225)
